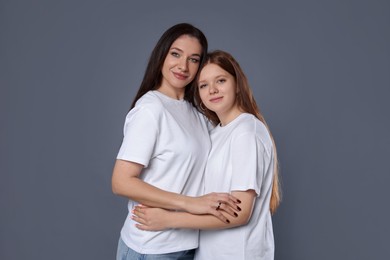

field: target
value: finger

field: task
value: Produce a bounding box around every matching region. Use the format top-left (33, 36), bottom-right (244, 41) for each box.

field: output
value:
top-left (131, 208), bottom-right (145, 218)
top-left (208, 195), bottom-right (236, 214)
top-left (229, 194), bottom-right (241, 204)
top-left (135, 223), bottom-right (146, 230)
top-left (214, 193), bottom-right (239, 209)
top-left (209, 208), bottom-right (231, 224)
top-left (217, 194), bottom-right (242, 212)
top-left (134, 205), bottom-right (144, 212)
top-left (136, 221), bottom-right (161, 232)
top-left (225, 200), bottom-right (242, 213)
top-left (216, 193), bottom-right (241, 204)
top-left (218, 203), bottom-right (239, 218)
top-left (135, 223), bottom-right (153, 231)
top-left (131, 214), bottom-right (146, 225)
top-left (137, 204), bottom-right (150, 208)
top-left (215, 201), bottom-right (222, 211)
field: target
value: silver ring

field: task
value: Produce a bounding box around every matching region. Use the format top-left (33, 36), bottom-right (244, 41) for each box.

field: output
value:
top-left (216, 202), bottom-right (221, 210)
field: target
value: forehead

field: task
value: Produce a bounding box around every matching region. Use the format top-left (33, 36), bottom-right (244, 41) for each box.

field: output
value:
top-left (199, 63), bottom-right (230, 79)
top-left (170, 35), bottom-right (202, 54)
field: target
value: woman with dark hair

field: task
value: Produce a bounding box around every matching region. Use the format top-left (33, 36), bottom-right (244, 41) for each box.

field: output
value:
top-left (112, 25), bottom-right (240, 260)
top-left (133, 50), bottom-right (281, 260)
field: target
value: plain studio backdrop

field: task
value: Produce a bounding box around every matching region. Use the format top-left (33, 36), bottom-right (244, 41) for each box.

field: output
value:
top-left (1, 1), bottom-right (389, 259)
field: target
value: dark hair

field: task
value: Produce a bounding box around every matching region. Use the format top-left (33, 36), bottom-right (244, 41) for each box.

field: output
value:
top-left (195, 50), bottom-right (282, 214)
top-left (130, 23), bottom-right (208, 109)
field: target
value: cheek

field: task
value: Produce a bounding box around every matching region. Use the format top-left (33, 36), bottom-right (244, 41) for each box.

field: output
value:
top-left (162, 56), bottom-right (175, 69)
top-left (199, 90), bottom-right (208, 102)
top-left (161, 61), bottom-right (170, 73)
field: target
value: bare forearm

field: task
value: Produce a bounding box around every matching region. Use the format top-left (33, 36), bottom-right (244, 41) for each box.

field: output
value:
top-left (112, 159), bottom-right (191, 210)
top-left (112, 159), bottom-right (241, 219)
top-left (113, 175), bottom-right (188, 210)
top-left (167, 211), bottom-right (246, 230)
top-left (146, 190), bottom-right (256, 230)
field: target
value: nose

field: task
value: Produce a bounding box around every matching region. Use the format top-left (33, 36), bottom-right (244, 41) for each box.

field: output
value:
top-left (209, 84), bottom-right (218, 94)
top-left (178, 58), bottom-right (188, 72)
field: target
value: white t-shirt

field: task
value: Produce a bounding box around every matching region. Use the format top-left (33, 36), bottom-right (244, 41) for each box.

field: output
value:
top-left (195, 113), bottom-right (275, 260)
top-left (117, 90), bottom-right (211, 254)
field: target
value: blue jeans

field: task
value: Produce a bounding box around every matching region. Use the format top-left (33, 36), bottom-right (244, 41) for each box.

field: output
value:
top-left (116, 237), bottom-right (195, 260)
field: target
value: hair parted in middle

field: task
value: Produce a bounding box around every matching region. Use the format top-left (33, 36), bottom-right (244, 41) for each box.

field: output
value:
top-left (130, 23), bottom-right (208, 109)
top-left (194, 50), bottom-right (262, 126)
top-left (194, 50), bottom-right (282, 214)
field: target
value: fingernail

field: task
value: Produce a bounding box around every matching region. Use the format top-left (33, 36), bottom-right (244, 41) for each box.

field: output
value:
top-left (226, 219), bottom-right (230, 223)
top-left (234, 212), bottom-right (238, 217)
top-left (237, 206), bottom-right (241, 211)
top-left (237, 199), bottom-right (241, 203)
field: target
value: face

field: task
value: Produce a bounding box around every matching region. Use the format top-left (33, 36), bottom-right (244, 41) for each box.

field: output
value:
top-left (198, 63), bottom-right (241, 124)
top-left (159, 35), bottom-right (202, 98)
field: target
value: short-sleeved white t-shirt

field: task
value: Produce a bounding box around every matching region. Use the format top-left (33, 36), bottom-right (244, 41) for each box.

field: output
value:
top-left (195, 113), bottom-right (275, 260)
top-left (117, 90), bottom-right (211, 254)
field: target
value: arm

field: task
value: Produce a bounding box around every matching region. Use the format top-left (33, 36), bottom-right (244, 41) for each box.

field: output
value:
top-left (112, 159), bottom-right (241, 220)
top-left (132, 190), bottom-right (256, 231)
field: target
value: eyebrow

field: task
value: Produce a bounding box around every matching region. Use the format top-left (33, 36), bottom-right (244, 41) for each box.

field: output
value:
top-left (198, 74), bottom-right (227, 83)
top-left (170, 47), bottom-right (201, 57)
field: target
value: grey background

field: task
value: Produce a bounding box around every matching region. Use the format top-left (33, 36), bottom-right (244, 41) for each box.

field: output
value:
top-left (1, 0), bottom-right (389, 259)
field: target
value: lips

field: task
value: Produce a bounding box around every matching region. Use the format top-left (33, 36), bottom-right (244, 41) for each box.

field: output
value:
top-left (209, 97), bottom-right (223, 103)
top-left (173, 72), bottom-right (189, 80)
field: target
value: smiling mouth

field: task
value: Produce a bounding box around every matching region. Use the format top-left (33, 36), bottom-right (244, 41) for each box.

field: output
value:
top-left (210, 97), bottom-right (223, 102)
top-left (173, 72), bottom-right (189, 80)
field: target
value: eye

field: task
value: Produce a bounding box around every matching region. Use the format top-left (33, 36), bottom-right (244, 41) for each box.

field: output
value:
top-left (171, 52), bottom-right (180, 58)
top-left (198, 83), bottom-right (207, 89)
top-left (189, 57), bottom-right (200, 63)
top-left (217, 78), bottom-right (226, 84)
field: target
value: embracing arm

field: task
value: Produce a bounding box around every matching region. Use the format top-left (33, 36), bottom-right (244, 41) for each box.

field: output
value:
top-left (133, 190), bottom-right (256, 230)
top-left (112, 159), bottom-right (185, 210)
top-left (112, 159), bottom-right (240, 220)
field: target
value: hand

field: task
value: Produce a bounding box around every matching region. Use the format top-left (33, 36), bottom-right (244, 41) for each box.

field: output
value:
top-left (184, 193), bottom-right (241, 223)
top-left (132, 205), bottom-right (172, 231)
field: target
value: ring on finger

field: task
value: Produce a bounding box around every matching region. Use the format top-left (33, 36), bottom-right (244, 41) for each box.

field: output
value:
top-left (216, 202), bottom-right (222, 210)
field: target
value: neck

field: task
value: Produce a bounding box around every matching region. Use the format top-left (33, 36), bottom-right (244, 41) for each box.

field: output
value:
top-left (217, 107), bottom-right (243, 127)
top-left (157, 85), bottom-right (185, 100)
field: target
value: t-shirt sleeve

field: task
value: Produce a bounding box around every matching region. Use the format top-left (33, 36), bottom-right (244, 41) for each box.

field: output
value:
top-left (230, 132), bottom-right (268, 196)
top-left (116, 106), bottom-right (159, 167)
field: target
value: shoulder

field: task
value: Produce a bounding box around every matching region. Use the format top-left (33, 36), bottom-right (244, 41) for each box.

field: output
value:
top-left (232, 114), bottom-right (273, 153)
top-left (129, 91), bottom-right (165, 118)
top-left (230, 113), bottom-right (260, 134)
top-left (134, 91), bottom-right (164, 110)
top-left (120, 92), bottom-right (165, 129)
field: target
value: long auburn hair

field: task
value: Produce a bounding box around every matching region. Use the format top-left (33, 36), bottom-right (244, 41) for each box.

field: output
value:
top-left (194, 50), bottom-right (282, 214)
top-left (130, 23), bottom-right (208, 109)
